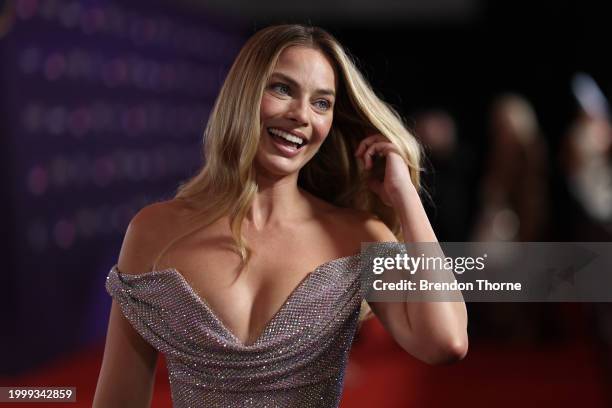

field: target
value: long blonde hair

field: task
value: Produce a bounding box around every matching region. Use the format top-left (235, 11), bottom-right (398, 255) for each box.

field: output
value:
top-left (154, 25), bottom-right (422, 318)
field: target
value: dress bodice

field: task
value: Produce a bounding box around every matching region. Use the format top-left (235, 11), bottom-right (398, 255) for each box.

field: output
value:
top-left (105, 254), bottom-right (366, 408)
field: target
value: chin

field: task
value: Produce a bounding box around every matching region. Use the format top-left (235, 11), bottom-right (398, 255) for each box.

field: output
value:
top-left (253, 153), bottom-right (294, 176)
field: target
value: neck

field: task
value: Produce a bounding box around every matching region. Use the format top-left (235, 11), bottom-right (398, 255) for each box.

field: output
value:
top-left (247, 170), bottom-right (310, 229)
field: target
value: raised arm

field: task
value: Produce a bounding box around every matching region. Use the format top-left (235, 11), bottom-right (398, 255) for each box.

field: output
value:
top-left (356, 135), bottom-right (469, 365)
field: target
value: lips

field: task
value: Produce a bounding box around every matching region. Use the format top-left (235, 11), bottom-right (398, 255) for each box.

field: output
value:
top-left (267, 127), bottom-right (308, 145)
top-left (266, 128), bottom-right (307, 158)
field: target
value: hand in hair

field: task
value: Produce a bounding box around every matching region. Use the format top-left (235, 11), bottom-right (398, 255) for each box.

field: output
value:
top-left (354, 134), bottom-right (415, 207)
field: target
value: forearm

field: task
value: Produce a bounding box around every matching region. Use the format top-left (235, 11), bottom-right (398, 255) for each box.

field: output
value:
top-left (396, 184), bottom-right (468, 362)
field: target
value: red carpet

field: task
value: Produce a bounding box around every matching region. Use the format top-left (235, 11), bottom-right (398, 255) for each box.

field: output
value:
top-left (1, 318), bottom-right (610, 407)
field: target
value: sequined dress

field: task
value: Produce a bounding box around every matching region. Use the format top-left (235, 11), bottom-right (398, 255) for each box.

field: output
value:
top-left (105, 254), bottom-right (366, 408)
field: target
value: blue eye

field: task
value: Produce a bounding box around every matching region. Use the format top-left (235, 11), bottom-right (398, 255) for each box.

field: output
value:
top-left (271, 83), bottom-right (290, 95)
top-left (314, 100), bottom-right (331, 111)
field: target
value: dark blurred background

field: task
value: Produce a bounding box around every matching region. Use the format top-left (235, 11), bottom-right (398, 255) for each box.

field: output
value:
top-left (1, 0), bottom-right (611, 407)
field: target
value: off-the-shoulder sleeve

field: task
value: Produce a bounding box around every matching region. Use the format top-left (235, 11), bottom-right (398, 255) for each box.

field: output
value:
top-left (105, 265), bottom-right (240, 360)
top-left (106, 266), bottom-right (183, 354)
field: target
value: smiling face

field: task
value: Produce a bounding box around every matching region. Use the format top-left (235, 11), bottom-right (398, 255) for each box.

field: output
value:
top-left (256, 46), bottom-right (337, 178)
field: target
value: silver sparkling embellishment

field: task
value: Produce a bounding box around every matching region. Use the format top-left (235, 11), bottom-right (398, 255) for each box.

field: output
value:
top-left (106, 255), bottom-right (366, 408)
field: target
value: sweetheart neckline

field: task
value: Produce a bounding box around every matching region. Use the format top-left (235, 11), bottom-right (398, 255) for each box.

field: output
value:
top-left (113, 253), bottom-right (360, 348)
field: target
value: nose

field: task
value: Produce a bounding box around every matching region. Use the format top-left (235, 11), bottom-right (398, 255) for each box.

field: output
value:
top-left (286, 98), bottom-right (309, 126)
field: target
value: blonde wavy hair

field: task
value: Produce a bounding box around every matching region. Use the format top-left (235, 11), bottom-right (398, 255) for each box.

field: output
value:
top-left (154, 24), bottom-right (423, 320)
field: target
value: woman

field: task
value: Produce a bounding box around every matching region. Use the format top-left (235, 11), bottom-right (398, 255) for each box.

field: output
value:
top-left (94, 24), bottom-right (468, 407)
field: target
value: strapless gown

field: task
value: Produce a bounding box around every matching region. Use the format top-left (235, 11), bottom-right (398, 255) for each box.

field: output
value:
top-left (105, 254), bottom-right (366, 408)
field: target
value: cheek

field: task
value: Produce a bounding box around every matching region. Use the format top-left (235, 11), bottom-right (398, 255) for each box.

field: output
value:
top-left (260, 94), bottom-right (283, 121)
top-left (313, 115), bottom-right (334, 141)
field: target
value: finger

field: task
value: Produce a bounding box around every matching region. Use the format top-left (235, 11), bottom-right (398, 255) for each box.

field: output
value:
top-left (364, 145), bottom-right (378, 169)
top-left (364, 142), bottom-right (398, 158)
top-left (363, 142), bottom-right (397, 169)
top-left (354, 137), bottom-right (372, 157)
top-left (355, 134), bottom-right (386, 157)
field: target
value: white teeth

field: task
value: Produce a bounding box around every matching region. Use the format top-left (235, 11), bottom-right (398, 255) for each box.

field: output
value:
top-left (268, 128), bottom-right (305, 145)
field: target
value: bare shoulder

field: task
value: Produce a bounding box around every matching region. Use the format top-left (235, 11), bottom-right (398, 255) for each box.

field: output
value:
top-left (326, 207), bottom-right (398, 243)
top-left (117, 199), bottom-right (190, 275)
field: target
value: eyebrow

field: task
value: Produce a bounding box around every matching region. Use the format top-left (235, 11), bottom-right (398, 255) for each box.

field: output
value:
top-left (269, 72), bottom-right (336, 97)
